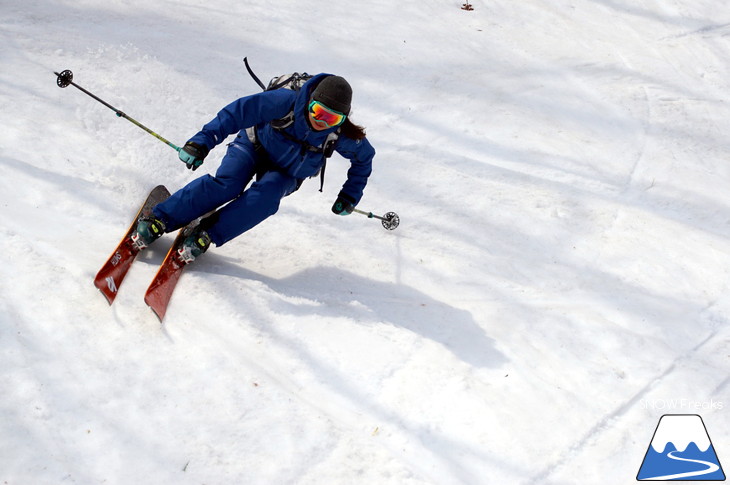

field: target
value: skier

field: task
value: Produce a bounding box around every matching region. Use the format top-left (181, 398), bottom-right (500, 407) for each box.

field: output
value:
top-left (131, 74), bottom-right (375, 263)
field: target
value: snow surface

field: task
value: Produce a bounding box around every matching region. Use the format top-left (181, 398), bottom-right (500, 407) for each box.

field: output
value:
top-left (1, 1), bottom-right (728, 484)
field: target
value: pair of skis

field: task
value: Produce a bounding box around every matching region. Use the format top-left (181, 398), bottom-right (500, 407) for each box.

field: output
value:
top-left (93, 185), bottom-right (202, 321)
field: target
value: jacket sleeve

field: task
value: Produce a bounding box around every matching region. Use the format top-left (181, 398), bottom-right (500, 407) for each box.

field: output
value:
top-left (188, 90), bottom-right (295, 149)
top-left (335, 136), bottom-right (375, 205)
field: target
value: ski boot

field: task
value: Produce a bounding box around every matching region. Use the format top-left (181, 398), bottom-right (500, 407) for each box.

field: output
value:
top-left (131, 216), bottom-right (166, 250)
top-left (177, 228), bottom-right (211, 264)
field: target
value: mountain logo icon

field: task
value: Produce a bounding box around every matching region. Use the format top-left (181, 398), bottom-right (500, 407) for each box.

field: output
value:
top-left (637, 414), bottom-right (726, 481)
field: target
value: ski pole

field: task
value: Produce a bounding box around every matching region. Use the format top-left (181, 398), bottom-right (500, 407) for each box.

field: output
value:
top-left (352, 208), bottom-right (400, 231)
top-left (54, 69), bottom-right (181, 153)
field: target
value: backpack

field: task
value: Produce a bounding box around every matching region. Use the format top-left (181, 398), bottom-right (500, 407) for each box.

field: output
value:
top-left (244, 58), bottom-right (339, 191)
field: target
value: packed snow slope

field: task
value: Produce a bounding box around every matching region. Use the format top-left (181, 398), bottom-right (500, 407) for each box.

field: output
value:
top-left (1, 1), bottom-right (728, 484)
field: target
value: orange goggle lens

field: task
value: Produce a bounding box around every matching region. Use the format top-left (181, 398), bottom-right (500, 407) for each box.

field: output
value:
top-left (308, 100), bottom-right (346, 127)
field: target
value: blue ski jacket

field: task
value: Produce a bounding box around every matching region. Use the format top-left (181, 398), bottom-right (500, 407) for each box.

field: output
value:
top-left (187, 73), bottom-right (375, 204)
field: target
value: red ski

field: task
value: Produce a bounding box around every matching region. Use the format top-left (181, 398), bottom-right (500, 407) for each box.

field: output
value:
top-left (93, 185), bottom-right (170, 304)
top-left (144, 220), bottom-right (202, 321)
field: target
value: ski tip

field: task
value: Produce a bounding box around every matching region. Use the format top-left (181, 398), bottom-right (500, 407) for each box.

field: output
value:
top-left (149, 307), bottom-right (165, 323)
top-left (93, 279), bottom-right (117, 305)
top-left (144, 293), bottom-right (167, 322)
top-left (99, 289), bottom-right (115, 305)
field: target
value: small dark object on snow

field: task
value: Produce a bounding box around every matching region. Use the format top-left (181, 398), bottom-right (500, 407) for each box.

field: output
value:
top-left (462, 2), bottom-right (474, 10)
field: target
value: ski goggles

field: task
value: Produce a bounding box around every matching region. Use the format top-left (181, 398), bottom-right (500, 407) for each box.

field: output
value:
top-left (308, 100), bottom-right (347, 127)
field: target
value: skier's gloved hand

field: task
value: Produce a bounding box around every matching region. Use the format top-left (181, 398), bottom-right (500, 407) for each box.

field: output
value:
top-left (178, 141), bottom-right (209, 171)
top-left (331, 193), bottom-right (356, 216)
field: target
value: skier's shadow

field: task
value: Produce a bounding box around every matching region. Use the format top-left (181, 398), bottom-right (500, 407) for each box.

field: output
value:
top-left (195, 259), bottom-right (506, 369)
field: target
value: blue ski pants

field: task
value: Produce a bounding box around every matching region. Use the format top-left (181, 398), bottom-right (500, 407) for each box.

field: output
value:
top-left (153, 140), bottom-right (299, 246)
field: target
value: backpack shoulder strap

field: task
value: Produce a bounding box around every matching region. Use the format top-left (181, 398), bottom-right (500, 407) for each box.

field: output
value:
top-left (317, 130), bottom-right (340, 192)
top-left (271, 109), bottom-right (295, 130)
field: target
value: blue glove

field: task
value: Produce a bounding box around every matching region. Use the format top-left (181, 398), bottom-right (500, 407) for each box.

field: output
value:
top-left (332, 193), bottom-right (356, 216)
top-left (178, 141), bottom-right (209, 171)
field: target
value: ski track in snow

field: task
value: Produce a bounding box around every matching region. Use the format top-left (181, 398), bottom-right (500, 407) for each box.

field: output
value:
top-left (527, 328), bottom-right (721, 483)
